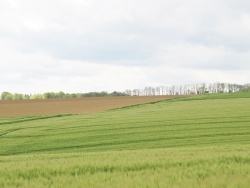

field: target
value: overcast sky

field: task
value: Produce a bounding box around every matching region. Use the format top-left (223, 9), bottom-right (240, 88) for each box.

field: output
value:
top-left (1, 0), bottom-right (250, 94)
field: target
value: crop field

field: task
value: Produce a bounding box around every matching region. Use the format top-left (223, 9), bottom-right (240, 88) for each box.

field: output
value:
top-left (0, 93), bottom-right (250, 187)
top-left (0, 95), bottom-right (179, 118)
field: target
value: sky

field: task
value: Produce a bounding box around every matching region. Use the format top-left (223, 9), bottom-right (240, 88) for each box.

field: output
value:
top-left (0, 0), bottom-right (250, 94)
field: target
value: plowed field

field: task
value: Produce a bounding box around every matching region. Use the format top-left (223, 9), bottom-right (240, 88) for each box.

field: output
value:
top-left (0, 95), bottom-right (185, 117)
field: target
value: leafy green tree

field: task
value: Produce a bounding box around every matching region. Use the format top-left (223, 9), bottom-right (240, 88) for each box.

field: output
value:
top-left (30, 94), bottom-right (44, 99)
top-left (13, 93), bottom-right (23, 100)
top-left (64, 93), bottom-right (71, 98)
top-left (1, 92), bottom-right (12, 100)
top-left (54, 93), bottom-right (60, 98)
top-left (110, 91), bottom-right (127, 96)
top-left (24, 94), bottom-right (30, 99)
top-left (44, 92), bottom-right (52, 99)
top-left (70, 93), bottom-right (77, 98)
top-left (58, 91), bottom-right (65, 98)
top-left (4, 94), bottom-right (14, 100)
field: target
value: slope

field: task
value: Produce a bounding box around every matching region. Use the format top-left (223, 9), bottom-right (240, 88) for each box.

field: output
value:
top-left (0, 93), bottom-right (249, 156)
top-left (0, 93), bottom-right (250, 187)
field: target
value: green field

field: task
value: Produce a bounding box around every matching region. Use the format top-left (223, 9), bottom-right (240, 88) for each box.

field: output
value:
top-left (1, 93), bottom-right (250, 187)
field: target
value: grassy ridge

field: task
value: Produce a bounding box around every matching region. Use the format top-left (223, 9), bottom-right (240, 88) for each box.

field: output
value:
top-left (0, 93), bottom-right (250, 187)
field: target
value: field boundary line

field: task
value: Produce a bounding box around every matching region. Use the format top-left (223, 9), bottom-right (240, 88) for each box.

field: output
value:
top-left (0, 114), bottom-right (75, 126)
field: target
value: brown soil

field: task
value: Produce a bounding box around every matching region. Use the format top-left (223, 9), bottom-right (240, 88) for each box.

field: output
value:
top-left (0, 95), bottom-right (187, 118)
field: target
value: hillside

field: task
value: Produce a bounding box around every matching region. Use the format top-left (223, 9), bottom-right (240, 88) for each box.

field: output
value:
top-left (0, 93), bottom-right (250, 187)
top-left (0, 95), bottom-right (180, 118)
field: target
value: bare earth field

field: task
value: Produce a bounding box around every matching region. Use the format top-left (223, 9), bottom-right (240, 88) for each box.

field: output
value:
top-left (0, 95), bottom-right (185, 118)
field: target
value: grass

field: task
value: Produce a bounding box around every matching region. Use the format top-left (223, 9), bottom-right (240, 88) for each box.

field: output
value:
top-left (1, 147), bottom-right (250, 188)
top-left (0, 92), bottom-right (250, 187)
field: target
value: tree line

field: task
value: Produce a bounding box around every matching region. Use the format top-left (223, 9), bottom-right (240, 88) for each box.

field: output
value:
top-left (0, 91), bottom-right (128, 100)
top-left (124, 83), bottom-right (249, 96)
top-left (1, 82), bottom-right (249, 100)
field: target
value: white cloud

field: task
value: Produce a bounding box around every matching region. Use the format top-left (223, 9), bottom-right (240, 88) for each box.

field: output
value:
top-left (0, 0), bottom-right (250, 93)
